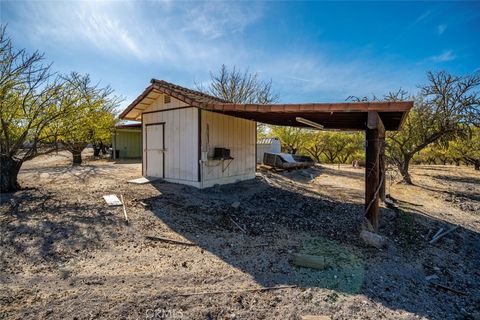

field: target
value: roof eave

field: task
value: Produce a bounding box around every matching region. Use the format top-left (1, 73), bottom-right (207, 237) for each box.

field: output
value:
top-left (119, 84), bottom-right (156, 120)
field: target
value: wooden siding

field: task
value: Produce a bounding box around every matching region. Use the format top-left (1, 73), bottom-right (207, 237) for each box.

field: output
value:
top-left (143, 106), bottom-right (198, 182)
top-left (112, 129), bottom-right (141, 159)
top-left (200, 110), bottom-right (256, 187)
top-left (142, 94), bottom-right (189, 113)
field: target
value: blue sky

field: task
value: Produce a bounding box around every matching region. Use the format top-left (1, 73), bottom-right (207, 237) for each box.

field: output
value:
top-left (1, 1), bottom-right (479, 110)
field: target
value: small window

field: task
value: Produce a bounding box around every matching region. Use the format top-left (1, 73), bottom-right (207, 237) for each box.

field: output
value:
top-left (164, 95), bottom-right (171, 104)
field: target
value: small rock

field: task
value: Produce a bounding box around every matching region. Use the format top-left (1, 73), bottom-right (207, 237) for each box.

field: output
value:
top-left (360, 230), bottom-right (387, 249)
top-left (231, 201), bottom-right (240, 209)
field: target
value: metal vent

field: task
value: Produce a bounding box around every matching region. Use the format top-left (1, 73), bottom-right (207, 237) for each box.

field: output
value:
top-left (164, 95), bottom-right (171, 104)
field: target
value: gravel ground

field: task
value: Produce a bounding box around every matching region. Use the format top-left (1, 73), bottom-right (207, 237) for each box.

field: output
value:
top-left (1, 151), bottom-right (479, 319)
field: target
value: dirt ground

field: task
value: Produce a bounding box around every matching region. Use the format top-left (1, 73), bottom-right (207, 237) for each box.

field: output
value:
top-left (1, 151), bottom-right (479, 320)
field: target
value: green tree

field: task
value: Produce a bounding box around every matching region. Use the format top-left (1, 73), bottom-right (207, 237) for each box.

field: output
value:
top-left (449, 127), bottom-right (480, 170)
top-left (304, 131), bottom-right (364, 164)
top-left (270, 126), bottom-right (309, 154)
top-left (53, 73), bottom-right (119, 165)
top-left (0, 26), bottom-right (78, 192)
top-left (414, 146), bottom-right (438, 165)
top-left (0, 26), bottom-right (120, 192)
top-left (303, 131), bottom-right (325, 162)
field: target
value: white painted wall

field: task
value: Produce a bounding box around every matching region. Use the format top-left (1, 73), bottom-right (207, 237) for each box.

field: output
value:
top-left (200, 110), bottom-right (256, 188)
top-left (141, 95), bottom-right (256, 188)
top-left (142, 95), bottom-right (199, 185)
top-left (143, 93), bottom-right (189, 113)
top-left (256, 138), bottom-right (281, 163)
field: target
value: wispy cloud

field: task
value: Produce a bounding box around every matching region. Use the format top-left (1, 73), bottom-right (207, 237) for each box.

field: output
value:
top-left (414, 10), bottom-right (432, 24)
top-left (430, 50), bottom-right (456, 62)
top-left (253, 51), bottom-right (421, 102)
top-left (182, 2), bottom-right (263, 39)
top-left (7, 1), bottom-right (262, 65)
top-left (437, 24), bottom-right (447, 35)
top-left (3, 1), bottom-right (427, 102)
top-left (285, 76), bottom-right (311, 83)
top-left (384, 10), bottom-right (433, 49)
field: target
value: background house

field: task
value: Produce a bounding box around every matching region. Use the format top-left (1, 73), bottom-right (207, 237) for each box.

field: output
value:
top-left (112, 123), bottom-right (142, 160)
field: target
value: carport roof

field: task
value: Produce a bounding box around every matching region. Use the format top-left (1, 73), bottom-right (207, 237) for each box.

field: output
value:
top-left (120, 79), bottom-right (413, 130)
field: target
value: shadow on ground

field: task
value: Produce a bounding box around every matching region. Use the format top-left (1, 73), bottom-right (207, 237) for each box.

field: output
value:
top-left (0, 188), bottom-right (125, 270)
top-left (18, 164), bottom-right (113, 183)
top-left (144, 176), bottom-right (480, 319)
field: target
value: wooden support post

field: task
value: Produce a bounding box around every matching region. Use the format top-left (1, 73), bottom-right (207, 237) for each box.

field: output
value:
top-left (379, 125), bottom-right (386, 202)
top-left (379, 148), bottom-right (386, 202)
top-left (365, 112), bottom-right (385, 230)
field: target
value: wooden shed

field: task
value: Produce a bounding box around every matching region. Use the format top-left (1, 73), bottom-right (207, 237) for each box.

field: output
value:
top-left (120, 80), bottom-right (256, 188)
top-left (120, 79), bottom-right (413, 229)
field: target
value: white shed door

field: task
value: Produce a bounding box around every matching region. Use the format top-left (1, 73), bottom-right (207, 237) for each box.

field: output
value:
top-left (145, 124), bottom-right (164, 178)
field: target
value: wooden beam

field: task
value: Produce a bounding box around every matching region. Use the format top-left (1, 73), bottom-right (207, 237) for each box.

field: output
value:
top-left (367, 110), bottom-right (385, 132)
top-left (365, 111), bottom-right (385, 230)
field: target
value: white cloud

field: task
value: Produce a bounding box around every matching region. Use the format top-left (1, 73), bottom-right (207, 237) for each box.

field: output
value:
top-left (430, 50), bottom-right (456, 62)
top-left (182, 2), bottom-right (263, 39)
top-left (7, 1), bottom-right (261, 65)
top-left (12, 2), bottom-right (146, 60)
top-left (4, 1), bottom-right (422, 102)
top-left (437, 24), bottom-right (447, 35)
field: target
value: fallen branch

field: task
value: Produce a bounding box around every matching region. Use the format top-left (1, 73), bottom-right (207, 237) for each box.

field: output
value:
top-left (386, 194), bottom-right (423, 207)
top-left (263, 176), bottom-right (281, 188)
top-left (430, 282), bottom-right (466, 295)
top-left (431, 228), bottom-right (444, 241)
top-left (145, 236), bottom-right (196, 246)
top-left (429, 225), bottom-right (459, 244)
top-left (230, 217), bottom-right (246, 233)
top-left (120, 195), bottom-right (129, 225)
top-left (175, 285), bottom-right (297, 297)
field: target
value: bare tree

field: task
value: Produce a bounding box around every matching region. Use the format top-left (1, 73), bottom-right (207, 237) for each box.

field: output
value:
top-left (387, 71), bottom-right (479, 184)
top-left (350, 72), bottom-right (479, 184)
top-left (197, 64), bottom-right (278, 104)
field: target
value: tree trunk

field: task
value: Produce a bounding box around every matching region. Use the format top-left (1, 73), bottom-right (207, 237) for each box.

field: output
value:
top-left (72, 150), bottom-right (83, 165)
top-left (66, 143), bottom-right (87, 165)
top-left (398, 155), bottom-right (413, 185)
top-left (0, 155), bottom-right (22, 192)
top-left (93, 144), bottom-right (101, 157)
